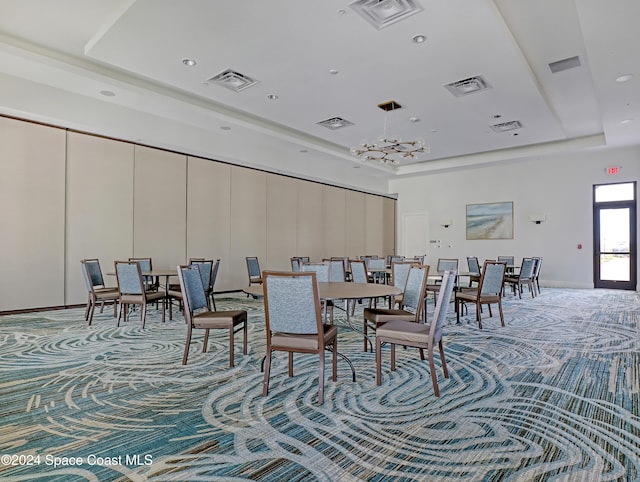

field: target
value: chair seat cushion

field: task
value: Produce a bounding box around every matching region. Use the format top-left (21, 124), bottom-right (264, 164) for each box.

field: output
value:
top-left (271, 324), bottom-right (337, 351)
top-left (376, 319), bottom-right (430, 345)
top-left (456, 291), bottom-right (500, 303)
top-left (166, 288), bottom-right (182, 298)
top-left (94, 288), bottom-right (119, 300)
top-left (192, 310), bottom-right (247, 329)
top-left (364, 308), bottom-right (416, 324)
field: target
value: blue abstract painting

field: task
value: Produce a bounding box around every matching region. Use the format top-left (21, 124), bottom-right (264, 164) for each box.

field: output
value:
top-left (466, 202), bottom-right (513, 239)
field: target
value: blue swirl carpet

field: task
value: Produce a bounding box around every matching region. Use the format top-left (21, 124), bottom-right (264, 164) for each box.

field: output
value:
top-left (0, 288), bottom-right (639, 481)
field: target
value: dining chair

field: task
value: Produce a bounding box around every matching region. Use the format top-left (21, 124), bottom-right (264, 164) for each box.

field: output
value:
top-left (128, 257), bottom-right (158, 291)
top-left (349, 259), bottom-right (370, 315)
top-left (368, 257), bottom-right (387, 284)
top-left (425, 258), bottom-right (459, 304)
top-left (80, 259), bottom-right (119, 325)
top-left (210, 259), bottom-right (220, 310)
top-left (497, 256), bottom-right (515, 275)
top-left (363, 265), bottom-right (430, 352)
top-left (246, 256), bottom-right (262, 286)
top-left (168, 259), bottom-right (215, 319)
top-left (301, 262), bottom-right (332, 321)
top-left (505, 257), bottom-right (536, 298)
top-left (532, 257), bottom-right (543, 295)
top-left (262, 271), bottom-right (339, 405)
top-left (290, 257), bottom-right (302, 272)
top-left (391, 260), bottom-right (419, 308)
top-left (455, 260), bottom-right (506, 328)
top-left (178, 264), bottom-right (247, 366)
top-left (375, 269), bottom-right (457, 396)
top-left (115, 260), bottom-right (166, 328)
top-left (466, 256), bottom-right (482, 288)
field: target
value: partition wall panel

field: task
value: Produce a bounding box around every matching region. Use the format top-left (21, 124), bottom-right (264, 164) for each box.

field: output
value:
top-left (65, 132), bottom-right (134, 305)
top-left (0, 118), bottom-right (66, 311)
top-left (383, 197), bottom-right (396, 256)
top-left (296, 180), bottom-right (324, 262)
top-left (364, 194), bottom-right (384, 257)
top-left (346, 190), bottom-right (366, 257)
top-left (266, 174), bottom-right (297, 271)
top-left (229, 166), bottom-right (267, 288)
top-left (322, 186), bottom-right (347, 258)
top-left (186, 156), bottom-right (232, 290)
top-left (133, 145), bottom-right (187, 270)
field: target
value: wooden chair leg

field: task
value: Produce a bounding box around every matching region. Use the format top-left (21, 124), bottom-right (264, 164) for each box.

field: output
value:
top-left (438, 340), bottom-right (449, 379)
top-left (243, 321), bottom-right (248, 355)
top-left (288, 352), bottom-right (294, 377)
top-left (390, 344), bottom-right (396, 371)
top-left (182, 326), bottom-right (193, 365)
top-left (318, 350), bottom-right (325, 405)
top-left (498, 300), bottom-right (505, 327)
top-left (202, 329), bottom-right (209, 352)
top-left (428, 345), bottom-right (440, 397)
top-left (332, 338), bottom-right (337, 382)
top-left (263, 352), bottom-right (272, 396)
top-left (229, 327), bottom-right (234, 367)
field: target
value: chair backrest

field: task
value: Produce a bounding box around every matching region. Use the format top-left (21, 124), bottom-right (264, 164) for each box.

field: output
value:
top-left (299, 256), bottom-right (310, 263)
top-left (413, 255), bottom-right (426, 264)
top-left (291, 257), bottom-right (301, 272)
top-left (430, 270), bottom-right (456, 342)
top-left (246, 257), bottom-right (261, 280)
top-left (81, 259), bottom-right (105, 291)
top-left (368, 258), bottom-right (386, 270)
top-left (301, 262), bottom-right (330, 282)
top-left (519, 258), bottom-right (535, 279)
top-left (211, 259), bottom-right (220, 289)
top-left (350, 260), bottom-right (368, 284)
top-left (467, 256), bottom-right (481, 274)
top-left (390, 256), bottom-right (404, 264)
top-left (436, 258), bottom-right (458, 272)
top-left (328, 259), bottom-right (346, 282)
top-left (177, 264), bottom-right (209, 321)
top-left (533, 257), bottom-right (543, 278)
top-left (392, 261), bottom-right (417, 290)
top-left (115, 261), bottom-right (144, 295)
top-left (479, 261), bottom-right (506, 295)
top-left (497, 256), bottom-right (514, 267)
top-left (129, 257), bottom-right (152, 272)
top-left (190, 259), bottom-right (213, 290)
top-left (400, 265), bottom-right (430, 320)
top-left (263, 271), bottom-right (322, 335)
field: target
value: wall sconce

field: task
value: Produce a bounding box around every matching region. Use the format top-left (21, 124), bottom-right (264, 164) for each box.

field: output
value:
top-left (529, 214), bottom-right (546, 224)
top-left (440, 219), bottom-right (453, 228)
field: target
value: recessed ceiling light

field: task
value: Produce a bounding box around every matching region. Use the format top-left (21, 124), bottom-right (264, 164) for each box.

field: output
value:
top-left (493, 114), bottom-right (502, 119)
top-left (329, 69), bottom-right (339, 75)
top-left (620, 118), bottom-right (634, 125)
top-left (299, 149), bottom-right (308, 153)
top-left (412, 34), bottom-right (426, 43)
top-left (220, 126), bottom-right (231, 130)
top-left (267, 94), bottom-right (279, 100)
top-left (182, 58), bottom-right (196, 67)
top-left (616, 74), bottom-right (633, 83)
top-left (99, 90), bottom-right (115, 97)
top-left (409, 117), bottom-right (420, 123)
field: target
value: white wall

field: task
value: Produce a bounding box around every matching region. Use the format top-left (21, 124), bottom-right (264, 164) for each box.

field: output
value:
top-left (389, 146), bottom-right (640, 289)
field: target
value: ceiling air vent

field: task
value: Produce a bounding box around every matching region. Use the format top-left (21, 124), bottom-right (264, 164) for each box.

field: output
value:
top-left (349, 0), bottom-right (423, 30)
top-left (444, 75), bottom-right (491, 97)
top-left (208, 69), bottom-right (258, 92)
top-left (549, 56), bottom-right (581, 74)
top-left (317, 117), bottom-right (354, 130)
top-left (490, 120), bottom-right (522, 132)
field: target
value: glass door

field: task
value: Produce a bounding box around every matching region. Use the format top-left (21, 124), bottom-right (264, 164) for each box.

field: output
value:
top-left (593, 182), bottom-right (636, 290)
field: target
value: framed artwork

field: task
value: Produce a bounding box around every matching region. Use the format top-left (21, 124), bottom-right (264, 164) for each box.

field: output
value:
top-left (466, 202), bottom-right (514, 240)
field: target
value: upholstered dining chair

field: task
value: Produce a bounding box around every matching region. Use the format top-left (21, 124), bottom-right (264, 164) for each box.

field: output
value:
top-left (363, 265), bottom-right (430, 352)
top-left (505, 257), bottom-right (536, 298)
top-left (455, 260), bottom-right (506, 329)
top-left (532, 257), bottom-right (543, 295)
top-left (178, 264), bottom-right (247, 366)
top-left (167, 259), bottom-right (215, 319)
top-left (375, 269), bottom-right (457, 396)
top-left (349, 259), bottom-right (370, 315)
top-left (368, 257), bottom-right (387, 284)
top-left (115, 260), bottom-right (166, 328)
top-left (391, 260), bottom-right (419, 308)
top-left (301, 262), bottom-right (332, 321)
top-left (262, 271), bottom-right (339, 405)
top-left (425, 258), bottom-right (459, 305)
top-left (246, 256), bottom-right (262, 286)
top-left (290, 257), bottom-right (302, 272)
top-left (466, 256), bottom-right (482, 288)
top-left (80, 259), bottom-right (119, 325)
top-left (128, 257), bottom-right (158, 291)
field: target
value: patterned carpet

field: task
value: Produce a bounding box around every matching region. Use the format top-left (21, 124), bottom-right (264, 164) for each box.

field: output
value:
top-left (0, 288), bottom-right (639, 481)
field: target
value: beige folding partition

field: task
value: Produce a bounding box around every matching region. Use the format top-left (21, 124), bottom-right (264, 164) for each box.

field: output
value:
top-left (133, 146), bottom-right (187, 270)
top-left (0, 118), bottom-right (66, 311)
top-left (346, 190), bottom-right (366, 257)
top-left (65, 132), bottom-right (135, 305)
top-left (322, 185), bottom-right (347, 258)
top-left (229, 166), bottom-right (267, 288)
top-left (296, 180), bottom-right (324, 262)
top-left (383, 197), bottom-right (396, 256)
top-left (266, 174), bottom-right (298, 271)
top-left (364, 195), bottom-right (385, 256)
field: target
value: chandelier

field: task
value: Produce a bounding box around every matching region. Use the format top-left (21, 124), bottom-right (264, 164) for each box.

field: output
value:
top-left (350, 101), bottom-right (429, 165)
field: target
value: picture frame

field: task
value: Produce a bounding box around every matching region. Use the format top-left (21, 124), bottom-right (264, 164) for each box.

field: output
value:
top-left (466, 202), bottom-right (514, 240)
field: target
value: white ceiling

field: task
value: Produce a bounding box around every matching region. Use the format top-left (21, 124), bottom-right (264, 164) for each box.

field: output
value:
top-left (0, 0), bottom-right (638, 187)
